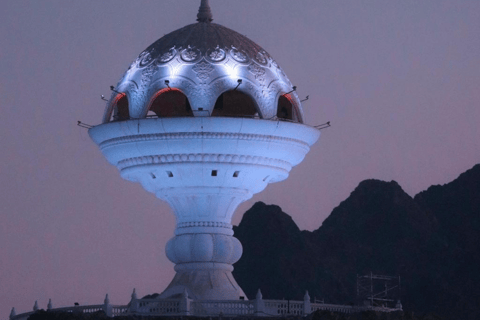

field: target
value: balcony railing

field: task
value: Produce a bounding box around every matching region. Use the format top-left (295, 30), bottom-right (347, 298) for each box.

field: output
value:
top-left (10, 293), bottom-right (401, 319)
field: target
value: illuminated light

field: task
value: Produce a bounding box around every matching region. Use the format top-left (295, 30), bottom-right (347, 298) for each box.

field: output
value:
top-left (108, 92), bottom-right (129, 121)
top-left (225, 64), bottom-right (238, 79)
top-left (112, 92), bottom-right (126, 104)
top-left (277, 93), bottom-right (299, 121)
top-left (148, 87), bottom-right (183, 107)
top-left (148, 87), bottom-right (193, 117)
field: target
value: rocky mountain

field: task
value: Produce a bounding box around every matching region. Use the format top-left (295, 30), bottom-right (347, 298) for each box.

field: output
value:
top-left (233, 164), bottom-right (480, 320)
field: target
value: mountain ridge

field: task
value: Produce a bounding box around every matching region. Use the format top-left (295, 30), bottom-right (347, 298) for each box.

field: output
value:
top-left (233, 163), bottom-right (480, 320)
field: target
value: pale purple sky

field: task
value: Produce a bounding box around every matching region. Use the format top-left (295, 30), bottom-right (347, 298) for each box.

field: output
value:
top-left (1, 0), bottom-right (479, 316)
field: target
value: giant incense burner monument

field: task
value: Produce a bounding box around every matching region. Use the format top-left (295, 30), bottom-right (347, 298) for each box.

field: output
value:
top-left (13, 1), bottom-right (390, 318)
top-left (89, 0), bottom-right (320, 302)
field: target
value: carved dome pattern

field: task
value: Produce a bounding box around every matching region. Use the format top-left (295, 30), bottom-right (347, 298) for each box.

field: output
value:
top-left (103, 22), bottom-right (304, 123)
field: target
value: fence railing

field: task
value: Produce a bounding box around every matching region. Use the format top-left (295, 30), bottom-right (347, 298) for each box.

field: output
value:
top-left (10, 295), bottom-right (401, 319)
top-left (132, 299), bottom-right (180, 315)
top-left (264, 300), bottom-right (305, 316)
top-left (311, 302), bottom-right (355, 314)
top-left (191, 300), bottom-right (255, 316)
top-left (10, 304), bottom-right (127, 320)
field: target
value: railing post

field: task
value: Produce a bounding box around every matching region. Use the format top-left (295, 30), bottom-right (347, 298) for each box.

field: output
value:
top-left (179, 288), bottom-right (191, 316)
top-left (395, 300), bottom-right (403, 310)
top-left (303, 291), bottom-right (311, 316)
top-left (254, 289), bottom-right (265, 316)
top-left (128, 288), bottom-right (138, 313)
top-left (103, 294), bottom-right (112, 317)
top-left (9, 307), bottom-right (16, 320)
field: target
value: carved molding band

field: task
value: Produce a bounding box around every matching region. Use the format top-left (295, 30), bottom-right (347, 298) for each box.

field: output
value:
top-left (117, 153), bottom-right (292, 171)
top-left (177, 221), bottom-right (232, 229)
top-left (100, 132), bottom-right (309, 150)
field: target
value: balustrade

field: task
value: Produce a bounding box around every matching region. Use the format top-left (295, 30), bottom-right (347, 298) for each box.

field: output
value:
top-left (191, 300), bottom-right (254, 316)
top-left (10, 295), bottom-right (401, 319)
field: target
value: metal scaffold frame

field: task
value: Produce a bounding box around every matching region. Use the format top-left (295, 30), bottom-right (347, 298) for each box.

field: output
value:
top-left (356, 272), bottom-right (401, 308)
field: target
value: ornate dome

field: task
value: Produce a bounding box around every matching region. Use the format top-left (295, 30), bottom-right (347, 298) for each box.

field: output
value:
top-left (103, 1), bottom-right (304, 124)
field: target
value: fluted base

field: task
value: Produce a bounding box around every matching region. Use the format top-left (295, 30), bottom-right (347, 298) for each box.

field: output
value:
top-left (159, 263), bottom-right (246, 300)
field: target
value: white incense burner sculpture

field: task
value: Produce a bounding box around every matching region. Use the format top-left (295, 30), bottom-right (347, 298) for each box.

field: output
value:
top-left (89, 0), bottom-right (320, 301)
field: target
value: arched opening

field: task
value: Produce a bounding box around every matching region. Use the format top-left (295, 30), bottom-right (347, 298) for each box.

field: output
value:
top-left (212, 90), bottom-right (258, 117)
top-left (111, 93), bottom-right (129, 121)
top-left (149, 88), bottom-right (193, 117)
top-left (277, 94), bottom-right (296, 121)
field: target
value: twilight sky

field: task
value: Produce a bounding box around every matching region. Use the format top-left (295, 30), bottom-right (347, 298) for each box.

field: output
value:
top-left (1, 0), bottom-right (479, 316)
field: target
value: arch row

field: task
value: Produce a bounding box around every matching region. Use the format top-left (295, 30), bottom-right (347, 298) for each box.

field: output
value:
top-left (105, 87), bottom-right (300, 123)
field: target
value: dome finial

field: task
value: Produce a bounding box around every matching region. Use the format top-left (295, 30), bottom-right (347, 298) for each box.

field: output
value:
top-left (197, 0), bottom-right (213, 23)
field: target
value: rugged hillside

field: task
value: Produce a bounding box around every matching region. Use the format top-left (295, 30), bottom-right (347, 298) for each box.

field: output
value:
top-left (233, 202), bottom-right (316, 300)
top-left (233, 164), bottom-right (480, 320)
top-left (413, 164), bottom-right (480, 318)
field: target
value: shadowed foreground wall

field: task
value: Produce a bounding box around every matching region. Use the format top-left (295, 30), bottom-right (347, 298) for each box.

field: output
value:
top-left (26, 309), bottom-right (445, 320)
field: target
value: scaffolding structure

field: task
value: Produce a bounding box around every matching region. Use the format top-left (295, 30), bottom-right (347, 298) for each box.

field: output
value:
top-left (356, 272), bottom-right (401, 308)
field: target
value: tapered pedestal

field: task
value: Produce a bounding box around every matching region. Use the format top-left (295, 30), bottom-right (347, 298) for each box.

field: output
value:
top-left (89, 117), bottom-right (319, 301)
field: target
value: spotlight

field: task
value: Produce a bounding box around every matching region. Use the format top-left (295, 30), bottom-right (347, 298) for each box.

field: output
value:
top-left (77, 121), bottom-right (93, 129)
top-left (286, 86), bottom-right (297, 95)
top-left (165, 80), bottom-right (171, 90)
top-left (234, 79), bottom-right (242, 91)
top-left (109, 86), bottom-right (120, 94)
top-left (314, 121), bottom-right (331, 130)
